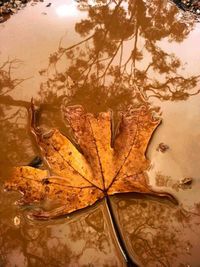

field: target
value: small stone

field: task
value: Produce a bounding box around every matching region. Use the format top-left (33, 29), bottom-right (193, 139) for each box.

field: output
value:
top-left (2, 8), bottom-right (11, 14)
top-left (15, 0), bottom-right (21, 5)
top-left (6, 3), bottom-right (12, 8)
top-left (10, 8), bottom-right (17, 13)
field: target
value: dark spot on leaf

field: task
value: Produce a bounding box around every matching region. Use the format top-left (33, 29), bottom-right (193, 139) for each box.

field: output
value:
top-left (45, 186), bottom-right (50, 193)
top-left (42, 178), bottom-right (50, 185)
top-left (56, 190), bottom-right (62, 194)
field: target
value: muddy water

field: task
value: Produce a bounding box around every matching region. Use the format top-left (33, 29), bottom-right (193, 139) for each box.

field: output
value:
top-left (1, 0), bottom-right (200, 266)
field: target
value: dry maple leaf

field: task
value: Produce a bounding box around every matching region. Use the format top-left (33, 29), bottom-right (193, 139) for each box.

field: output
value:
top-left (4, 103), bottom-right (176, 219)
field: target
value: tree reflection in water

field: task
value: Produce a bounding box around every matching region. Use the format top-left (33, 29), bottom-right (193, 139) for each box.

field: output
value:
top-left (0, 0), bottom-right (200, 266)
top-left (112, 194), bottom-right (200, 267)
top-left (0, 59), bottom-right (35, 177)
top-left (0, 199), bottom-right (124, 266)
top-left (38, 0), bottom-right (200, 112)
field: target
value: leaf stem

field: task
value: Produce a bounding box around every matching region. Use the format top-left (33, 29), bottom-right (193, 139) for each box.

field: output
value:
top-left (105, 196), bottom-right (138, 267)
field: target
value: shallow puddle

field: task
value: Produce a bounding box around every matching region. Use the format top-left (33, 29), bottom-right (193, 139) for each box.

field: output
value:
top-left (1, 0), bottom-right (200, 266)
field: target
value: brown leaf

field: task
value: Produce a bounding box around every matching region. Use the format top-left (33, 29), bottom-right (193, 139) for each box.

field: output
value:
top-left (4, 103), bottom-right (176, 219)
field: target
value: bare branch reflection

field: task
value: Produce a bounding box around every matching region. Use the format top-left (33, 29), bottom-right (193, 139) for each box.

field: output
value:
top-left (0, 59), bottom-right (35, 177)
top-left (38, 0), bottom-right (200, 113)
top-left (0, 200), bottom-right (124, 267)
top-left (0, 1), bottom-right (200, 266)
top-left (112, 194), bottom-right (200, 267)
top-left (0, 0), bottom-right (199, 169)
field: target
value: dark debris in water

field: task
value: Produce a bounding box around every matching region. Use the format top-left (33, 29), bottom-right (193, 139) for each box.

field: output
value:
top-left (178, 177), bottom-right (193, 189)
top-left (28, 156), bottom-right (43, 168)
top-left (173, 0), bottom-right (200, 16)
top-left (0, 0), bottom-right (43, 23)
top-left (156, 143), bottom-right (169, 153)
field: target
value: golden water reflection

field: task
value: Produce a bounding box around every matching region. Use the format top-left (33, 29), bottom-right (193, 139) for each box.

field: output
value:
top-left (37, 0), bottom-right (200, 112)
top-left (112, 194), bottom-right (200, 267)
top-left (0, 199), bottom-right (125, 266)
top-left (1, 0), bottom-right (200, 266)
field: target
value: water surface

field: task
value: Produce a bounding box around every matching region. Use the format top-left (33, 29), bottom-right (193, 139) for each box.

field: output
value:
top-left (1, 0), bottom-right (200, 266)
